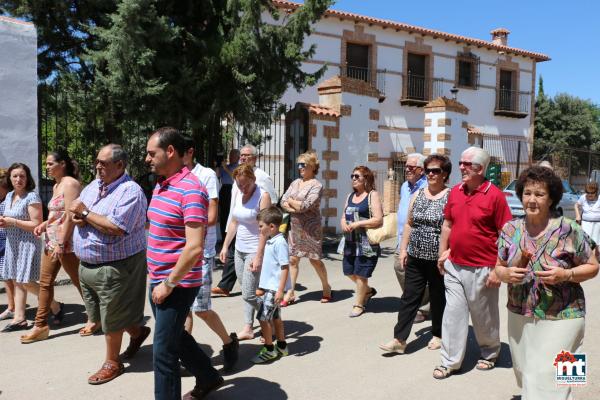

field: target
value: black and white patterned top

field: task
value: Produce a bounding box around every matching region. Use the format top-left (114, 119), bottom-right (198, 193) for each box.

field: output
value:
top-left (407, 188), bottom-right (449, 261)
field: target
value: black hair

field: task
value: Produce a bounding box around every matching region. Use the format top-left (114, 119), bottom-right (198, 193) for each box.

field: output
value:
top-left (7, 162), bottom-right (36, 191)
top-left (152, 127), bottom-right (186, 157)
top-left (515, 166), bottom-right (563, 211)
top-left (49, 148), bottom-right (80, 180)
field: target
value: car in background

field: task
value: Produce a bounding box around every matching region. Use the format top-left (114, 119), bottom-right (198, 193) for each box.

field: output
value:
top-left (502, 179), bottom-right (579, 219)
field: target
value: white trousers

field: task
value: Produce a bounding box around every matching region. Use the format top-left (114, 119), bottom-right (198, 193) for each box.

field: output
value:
top-left (440, 260), bottom-right (500, 369)
top-left (508, 311), bottom-right (584, 400)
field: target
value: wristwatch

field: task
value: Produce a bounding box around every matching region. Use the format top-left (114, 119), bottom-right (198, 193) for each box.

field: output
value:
top-left (81, 210), bottom-right (90, 219)
top-left (163, 277), bottom-right (177, 288)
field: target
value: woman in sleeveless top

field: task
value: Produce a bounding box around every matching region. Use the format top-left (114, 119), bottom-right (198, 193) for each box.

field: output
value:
top-left (281, 151), bottom-right (331, 306)
top-left (340, 166), bottom-right (383, 318)
top-left (20, 150), bottom-right (90, 343)
top-left (380, 154), bottom-right (452, 354)
top-left (0, 163), bottom-right (44, 332)
top-left (219, 164), bottom-right (271, 340)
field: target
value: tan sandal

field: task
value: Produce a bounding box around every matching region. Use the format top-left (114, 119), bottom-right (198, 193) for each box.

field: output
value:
top-left (79, 323), bottom-right (101, 337)
top-left (88, 360), bottom-right (124, 385)
top-left (476, 358), bottom-right (496, 371)
top-left (433, 365), bottom-right (456, 380)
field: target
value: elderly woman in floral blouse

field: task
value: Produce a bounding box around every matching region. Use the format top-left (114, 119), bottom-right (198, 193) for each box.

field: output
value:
top-left (280, 151), bottom-right (331, 306)
top-left (496, 166), bottom-right (598, 400)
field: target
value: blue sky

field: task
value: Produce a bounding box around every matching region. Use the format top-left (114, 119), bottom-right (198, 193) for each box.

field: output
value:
top-left (320, 0), bottom-right (600, 104)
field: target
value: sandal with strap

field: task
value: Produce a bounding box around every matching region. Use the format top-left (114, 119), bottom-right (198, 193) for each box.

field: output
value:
top-left (88, 360), bottom-right (124, 385)
top-left (476, 358), bottom-right (496, 371)
top-left (365, 287), bottom-right (377, 305)
top-left (79, 323), bottom-right (101, 337)
top-left (349, 305), bottom-right (365, 318)
top-left (433, 365), bottom-right (456, 380)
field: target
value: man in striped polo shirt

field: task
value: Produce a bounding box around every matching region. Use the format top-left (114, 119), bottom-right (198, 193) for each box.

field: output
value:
top-left (146, 127), bottom-right (223, 400)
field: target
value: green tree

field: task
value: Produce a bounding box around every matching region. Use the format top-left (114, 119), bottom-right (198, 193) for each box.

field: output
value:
top-left (91, 0), bottom-right (332, 131)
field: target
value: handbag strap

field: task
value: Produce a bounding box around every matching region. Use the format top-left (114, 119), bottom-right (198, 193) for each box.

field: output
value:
top-left (367, 190), bottom-right (373, 219)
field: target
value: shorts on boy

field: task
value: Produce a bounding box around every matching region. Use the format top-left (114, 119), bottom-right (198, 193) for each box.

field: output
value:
top-left (256, 290), bottom-right (281, 321)
top-left (190, 257), bottom-right (214, 313)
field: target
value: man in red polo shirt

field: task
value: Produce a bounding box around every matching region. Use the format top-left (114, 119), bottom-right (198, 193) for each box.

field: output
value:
top-left (432, 147), bottom-right (512, 380)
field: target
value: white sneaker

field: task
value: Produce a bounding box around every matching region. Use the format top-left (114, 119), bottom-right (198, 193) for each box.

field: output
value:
top-left (0, 309), bottom-right (14, 321)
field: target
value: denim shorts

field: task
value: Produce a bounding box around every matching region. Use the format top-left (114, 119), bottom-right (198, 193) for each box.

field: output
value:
top-left (342, 254), bottom-right (379, 278)
top-left (190, 257), bottom-right (214, 312)
top-left (256, 290), bottom-right (281, 322)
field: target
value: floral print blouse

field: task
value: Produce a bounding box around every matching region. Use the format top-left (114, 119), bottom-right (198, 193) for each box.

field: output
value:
top-left (497, 217), bottom-right (592, 320)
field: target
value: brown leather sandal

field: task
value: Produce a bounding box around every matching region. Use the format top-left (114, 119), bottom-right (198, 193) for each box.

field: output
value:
top-left (88, 360), bottom-right (124, 385)
top-left (79, 323), bottom-right (101, 337)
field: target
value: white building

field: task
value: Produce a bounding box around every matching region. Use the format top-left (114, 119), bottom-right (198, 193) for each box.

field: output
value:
top-left (0, 16), bottom-right (38, 183)
top-left (265, 1), bottom-right (549, 233)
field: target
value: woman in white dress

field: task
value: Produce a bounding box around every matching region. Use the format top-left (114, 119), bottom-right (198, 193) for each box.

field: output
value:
top-left (575, 181), bottom-right (600, 244)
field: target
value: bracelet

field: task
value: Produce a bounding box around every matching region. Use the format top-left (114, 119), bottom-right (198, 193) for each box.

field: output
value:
top-left (568, 269), bottom-right (575, 282)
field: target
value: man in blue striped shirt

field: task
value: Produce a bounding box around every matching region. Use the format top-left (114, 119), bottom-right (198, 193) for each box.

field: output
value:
top-left (70, 144), bottom-right (150, 385)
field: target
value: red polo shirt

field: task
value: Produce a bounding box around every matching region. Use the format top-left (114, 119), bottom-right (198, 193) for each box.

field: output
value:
top-left (444, 180), bottom-right (512, 267)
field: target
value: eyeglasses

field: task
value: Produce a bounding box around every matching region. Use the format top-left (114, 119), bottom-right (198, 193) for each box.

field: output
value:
top-left (350, 174), bottom-right (363, 180)
top-left (240, 153), bottom-right (255, 158)
top-left (425, 167), bottom-right (443, 175)
top-left (586, 191), bottom-right (597, 195)
top-left (458, 161), bottom-right (478, 167)
top-left (405, 165), bottom-right (420, 171)
top-left (297, 163), bottom-right (306, 169)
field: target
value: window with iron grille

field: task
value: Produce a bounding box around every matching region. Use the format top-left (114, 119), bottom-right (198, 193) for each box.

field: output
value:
top-left (346, 43), bottom-right (370, 82)
top-left (456, 53), bottom-right (479, 89)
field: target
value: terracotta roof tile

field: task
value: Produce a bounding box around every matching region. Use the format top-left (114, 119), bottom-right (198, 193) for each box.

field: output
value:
top-left (302, 103), bottom-right (341, 117)
top-left (273, 1), bottom-right (550, 62)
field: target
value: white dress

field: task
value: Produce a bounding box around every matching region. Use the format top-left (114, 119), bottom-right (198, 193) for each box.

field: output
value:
top-left (1, 191), bottom-right (42, 283)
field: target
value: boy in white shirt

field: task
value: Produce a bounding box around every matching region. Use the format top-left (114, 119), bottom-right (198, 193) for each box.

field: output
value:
top-left (252, 206), bottom-right (290, 364)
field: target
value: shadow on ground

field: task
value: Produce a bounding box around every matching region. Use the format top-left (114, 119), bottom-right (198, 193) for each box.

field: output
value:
top-left (210, 377), bottom-right (287, 399)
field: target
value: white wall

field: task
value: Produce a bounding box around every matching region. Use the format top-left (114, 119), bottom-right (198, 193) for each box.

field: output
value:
top-left (0, 18), bottom-right (38, 184)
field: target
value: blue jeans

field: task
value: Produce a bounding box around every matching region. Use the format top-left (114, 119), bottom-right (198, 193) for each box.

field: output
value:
top-left (150, 284), bottom-right (220, 400)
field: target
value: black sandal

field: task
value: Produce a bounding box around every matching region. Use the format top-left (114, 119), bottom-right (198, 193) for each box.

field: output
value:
top-left (365, 287), bottom-right (378, 305)
top-left (1, 320), bottom-right (28, 332)
top-left (51, 302), bottom-right (65, 326)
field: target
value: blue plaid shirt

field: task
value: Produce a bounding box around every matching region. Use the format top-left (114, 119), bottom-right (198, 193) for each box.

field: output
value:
top-left (396, 174), bottom-right (427, 249)
top-left (73, 173), bottom-right (147, 264)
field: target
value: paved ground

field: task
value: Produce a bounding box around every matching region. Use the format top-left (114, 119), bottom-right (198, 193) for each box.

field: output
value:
top-left (1, 239), bottom-right (599, 399)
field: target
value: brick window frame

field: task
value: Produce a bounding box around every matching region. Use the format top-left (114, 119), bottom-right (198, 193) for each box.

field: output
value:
top-left (340, 25), bottom-right (377, 85)
top-left (455, 48), bottom-right (479, 90)
top-left (401, 37), bottom-right (433, 104)
top-left (494, 56), bottom-right (524, 117)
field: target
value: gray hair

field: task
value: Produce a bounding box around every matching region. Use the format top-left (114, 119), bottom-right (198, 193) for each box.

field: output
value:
top-left (103, 143), bottom-right (129, 168)
top-left (407, 153), bottom-right (426, 167)
top-left (241, 144), bottom-right (257, 156)
top-left (462, 146), bottom-right (490, 172)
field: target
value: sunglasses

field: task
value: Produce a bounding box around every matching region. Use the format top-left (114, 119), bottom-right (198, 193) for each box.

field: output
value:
top-left (297, 162), bottom-right (306, 169)
top-left (586, 191), bottom-right (597, 195)
top-left (350, 174), bottom-right (363, 180)
top-left (425, 167), bottom-right (443, 175)
top-left (405, 165), bottom-right (420, 171)
top-left (458, 161), bottom-right (478, 167)
top-left (240, 153), bottom-right (255, 158)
